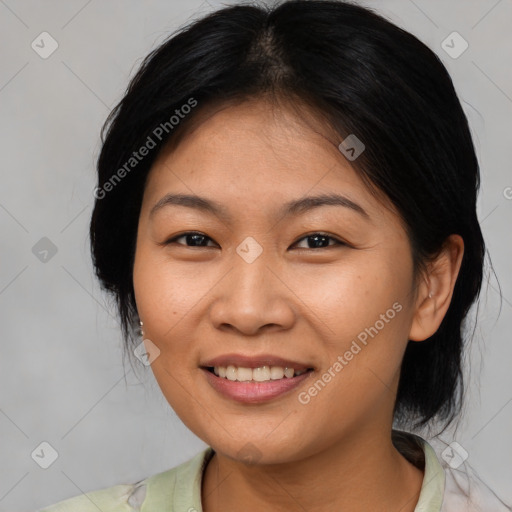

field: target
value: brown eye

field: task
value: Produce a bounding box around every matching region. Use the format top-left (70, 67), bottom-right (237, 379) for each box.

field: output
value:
top-left (165, 232), bottom-right (217, 247)
top-left (293, 233), bottom-right (345, 250)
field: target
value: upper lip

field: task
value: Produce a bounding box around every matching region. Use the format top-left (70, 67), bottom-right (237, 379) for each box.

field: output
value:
top-left (201, 353), bottom-right (314, 371)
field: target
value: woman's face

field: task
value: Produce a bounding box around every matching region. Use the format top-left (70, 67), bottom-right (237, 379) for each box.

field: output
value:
top-left (133, 99), bottom-right (420, 463)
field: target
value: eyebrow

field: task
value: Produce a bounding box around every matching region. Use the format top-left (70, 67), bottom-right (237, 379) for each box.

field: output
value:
top-left (149, 192), bottom-right (369, 221)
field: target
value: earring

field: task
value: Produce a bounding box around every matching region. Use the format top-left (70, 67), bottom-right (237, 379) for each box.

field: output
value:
top-left (139, 320), bottom-right (144, 337)
top-left (428, 292), bottom-right (433, 299)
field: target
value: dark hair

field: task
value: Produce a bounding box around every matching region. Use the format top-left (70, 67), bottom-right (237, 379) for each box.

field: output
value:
top-left (90, 0), bottom-right (485, 432)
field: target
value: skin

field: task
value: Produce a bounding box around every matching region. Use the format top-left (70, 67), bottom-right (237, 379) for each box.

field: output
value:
top-left (133, 97), bottom-right (464, 512)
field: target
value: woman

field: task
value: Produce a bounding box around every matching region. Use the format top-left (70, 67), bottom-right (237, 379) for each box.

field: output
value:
top-left (39, 1), bottom-right (510, 510)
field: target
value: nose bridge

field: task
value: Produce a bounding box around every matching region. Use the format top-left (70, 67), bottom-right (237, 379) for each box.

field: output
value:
top-left (230, 238), bottom-right (276, 305)
top-left (208, 237), bottom-right (295, 334)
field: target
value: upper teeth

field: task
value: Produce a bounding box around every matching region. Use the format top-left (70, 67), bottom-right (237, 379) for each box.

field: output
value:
top-left (213, 365), bottom-right (308, 382)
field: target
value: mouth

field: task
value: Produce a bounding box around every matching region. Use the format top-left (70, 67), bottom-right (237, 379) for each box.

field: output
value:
top-left (199, 354), bottom-right (315, 403)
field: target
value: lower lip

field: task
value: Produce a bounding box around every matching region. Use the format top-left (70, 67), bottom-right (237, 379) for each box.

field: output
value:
top-left (202, 368), bottom-right (313, 404)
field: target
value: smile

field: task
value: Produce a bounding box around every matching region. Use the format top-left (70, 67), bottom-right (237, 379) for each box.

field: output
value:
top-left (201, 366), bottom-right (314, 403)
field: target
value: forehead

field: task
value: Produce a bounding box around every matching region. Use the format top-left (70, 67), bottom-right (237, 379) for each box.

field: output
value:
top-left (142, 98), bottom-right (392, 221)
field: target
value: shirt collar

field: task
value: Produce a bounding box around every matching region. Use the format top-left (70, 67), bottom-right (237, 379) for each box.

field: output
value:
top-left (411, 435), bottom-right (446, 511)
top-left (142, 434), bottom-right (445, 512)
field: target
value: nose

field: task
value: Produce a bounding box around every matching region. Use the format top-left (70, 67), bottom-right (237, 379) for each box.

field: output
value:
top-left (208, 254), bottom-right (296, 336)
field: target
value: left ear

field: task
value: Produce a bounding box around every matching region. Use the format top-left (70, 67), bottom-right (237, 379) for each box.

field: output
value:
top-left (409, 234), bottom-right (464, 342)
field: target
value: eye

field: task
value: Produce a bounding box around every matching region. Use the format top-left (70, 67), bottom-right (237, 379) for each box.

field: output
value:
top-left (163, 231), bottom-right (346, 250)
top-left (164, 231), bottom-right (217, 247)
top-left (292, 232), bottom-right (345, 250)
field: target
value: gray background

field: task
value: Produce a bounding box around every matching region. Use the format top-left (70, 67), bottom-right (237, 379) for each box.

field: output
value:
top-left (0, 0), bottom-right (511, 510)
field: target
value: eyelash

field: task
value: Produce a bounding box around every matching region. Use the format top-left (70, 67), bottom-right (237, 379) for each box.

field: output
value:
top-left (163, 231), bottom-right (346, 250)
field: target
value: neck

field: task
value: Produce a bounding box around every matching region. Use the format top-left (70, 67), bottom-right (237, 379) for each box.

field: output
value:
top-left (202, 427), bottom-right (425, 512)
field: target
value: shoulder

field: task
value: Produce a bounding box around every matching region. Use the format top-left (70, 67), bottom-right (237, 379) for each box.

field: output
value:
top-left (426, 437), bottom-right (511, 512)
top-left (37, 481), bottom-right (143, 512)
top-left (37, 447), bottom-right (213, 512)
top-left (441, 463), bottom-right (511, 511)
top-left (393, 430), bottom-right (511, 512)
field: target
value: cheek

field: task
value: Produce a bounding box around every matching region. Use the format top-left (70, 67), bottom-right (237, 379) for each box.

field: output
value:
top-left (306, 251), bottom-right (415, 392)
top-left (133, 246), bottom-right (204, 422)
top-left (295, 274), bottom-right (412, 442)
top-left (303, 254), bottom-right (413, 336)
top-left (133, 243), bottom-right (203, 337)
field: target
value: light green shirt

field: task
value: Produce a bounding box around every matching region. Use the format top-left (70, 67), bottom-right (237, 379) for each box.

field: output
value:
top-left (38, 435), bottom-right (446, 511)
